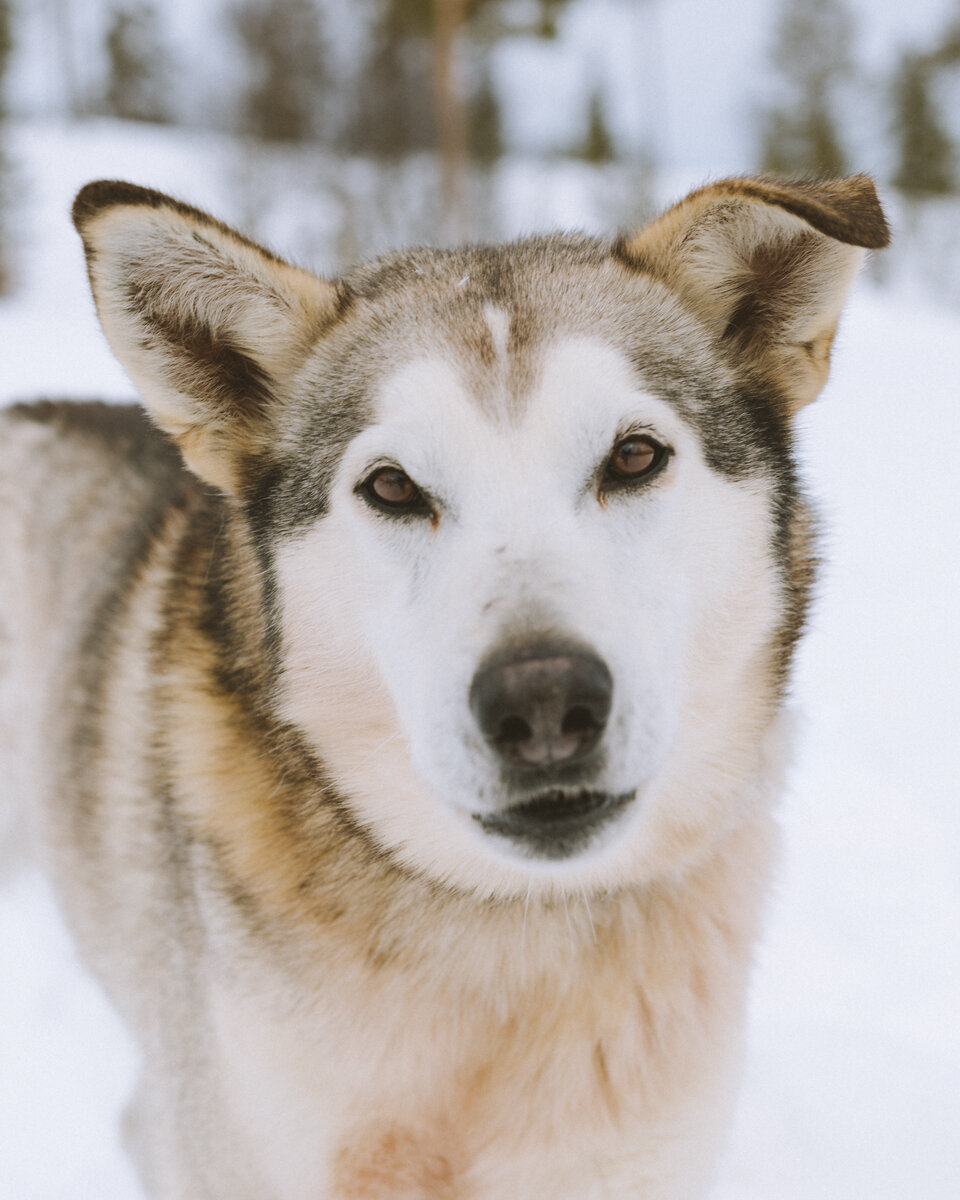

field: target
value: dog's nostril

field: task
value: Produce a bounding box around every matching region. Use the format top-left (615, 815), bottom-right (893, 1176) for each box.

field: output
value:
top-left (498, 714), bottom-right (533, 748)
top-left (470, 644), bottom-right (613, 770)
top-left (561, 705), bottom-right (600, 738)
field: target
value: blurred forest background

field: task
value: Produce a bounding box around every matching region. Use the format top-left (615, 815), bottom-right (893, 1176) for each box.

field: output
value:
top-left (1, 0), bottom-right (960, 299)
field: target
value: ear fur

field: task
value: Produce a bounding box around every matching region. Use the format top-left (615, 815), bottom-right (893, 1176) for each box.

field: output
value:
top-left (73, 181), bottom-right (339, 494)
top-left (618, 175), bottom-right (890, 411)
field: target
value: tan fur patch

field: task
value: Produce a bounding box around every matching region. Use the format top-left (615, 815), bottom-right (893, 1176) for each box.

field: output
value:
top-left (332, 1126), bottom-right (462, 1199)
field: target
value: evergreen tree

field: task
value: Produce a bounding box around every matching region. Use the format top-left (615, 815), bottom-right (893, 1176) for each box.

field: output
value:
top-left (343, 0), bottom-right (577, 161)
top-left (339, 14), bottom-right (435, 157)
top-left (231, 0), bottom-right (328, 143)
top-left (759, 0), bottom-right (854, 177)
top-left (467, 68), bottom-right (503, 163)
top-left (0, 0), bottom-right (13, 294)
top-left (102, 5), bottom-right (172, 124)
top-left (927, 16), bottom-right (960, 70)
top-left (891, 52), bottom-right (956, 196)
top-left (0, 2), bottom-right (9, 116)
top-left (341, 0), bottom-right (574, 238)
top-left (531, 0), bottom-right (568, 39)
top-left (576, 90), bottom-right (615, 163)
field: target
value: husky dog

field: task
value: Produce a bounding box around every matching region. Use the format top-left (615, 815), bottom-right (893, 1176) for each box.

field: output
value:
top-left (0, 176), bottom-right (887, 1198)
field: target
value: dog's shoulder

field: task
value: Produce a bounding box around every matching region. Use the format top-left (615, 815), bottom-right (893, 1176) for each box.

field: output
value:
top-left (0, 399), bottom-right (196, 644)
top-left (2, 398), bottom-right (184, 479)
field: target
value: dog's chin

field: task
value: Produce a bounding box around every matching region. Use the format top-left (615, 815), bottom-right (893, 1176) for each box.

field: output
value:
top-left (472, 788), bottom-right (637, 862)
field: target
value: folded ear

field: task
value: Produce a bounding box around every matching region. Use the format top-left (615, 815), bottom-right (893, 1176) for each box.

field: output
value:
top-left (73, 181), bottom-right (339, 493)
top-left (617, 175), bottom-right (890, 412)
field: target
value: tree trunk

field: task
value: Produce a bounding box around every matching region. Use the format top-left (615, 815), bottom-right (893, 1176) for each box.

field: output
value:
top-left (432, 0), bottom-right (469, 242)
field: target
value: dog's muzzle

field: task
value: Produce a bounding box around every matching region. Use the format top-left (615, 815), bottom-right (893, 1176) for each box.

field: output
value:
top-left (469, 641), bottom-right (632, 857)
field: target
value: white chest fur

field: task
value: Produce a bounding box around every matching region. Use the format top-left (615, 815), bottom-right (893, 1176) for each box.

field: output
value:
top-left (203, 818), bottom-right (771, 1200)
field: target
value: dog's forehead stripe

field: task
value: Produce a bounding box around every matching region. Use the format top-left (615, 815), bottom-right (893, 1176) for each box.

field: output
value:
top-left (463, 303), bottom-right (526, 423)
top-left (483, 305), bottom-right (510, 364)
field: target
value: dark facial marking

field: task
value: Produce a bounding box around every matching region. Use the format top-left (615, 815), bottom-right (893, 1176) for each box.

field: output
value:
top-left (130, 284), bottom-right (275, 423)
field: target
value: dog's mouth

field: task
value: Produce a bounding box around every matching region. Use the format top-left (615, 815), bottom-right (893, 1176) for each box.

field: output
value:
top-left (473, 788), bottom-right (635, 860)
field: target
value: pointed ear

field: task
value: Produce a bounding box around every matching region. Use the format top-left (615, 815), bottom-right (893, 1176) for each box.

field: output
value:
top-left (73, 181), bottom-right (339, 494)
top-left (617, 175), bottom-right (890, 412)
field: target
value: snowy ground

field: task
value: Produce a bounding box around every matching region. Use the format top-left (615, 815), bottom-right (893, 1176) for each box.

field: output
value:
top-left (1, 121), bottom-right (958, 1199)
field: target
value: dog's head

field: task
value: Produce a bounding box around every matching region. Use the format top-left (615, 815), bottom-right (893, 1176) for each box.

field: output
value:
top-left (74, 177), bottom-right (887, 898)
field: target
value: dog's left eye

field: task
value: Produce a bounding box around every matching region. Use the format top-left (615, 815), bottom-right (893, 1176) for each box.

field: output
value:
top-left (360, 465), bottom-right (432, 517)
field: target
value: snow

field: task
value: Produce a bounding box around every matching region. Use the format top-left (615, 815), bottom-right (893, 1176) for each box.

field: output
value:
top-left (714, 293), bottom-right (960, 1197)
top-left (1, 119), bottom-right (959, 1198)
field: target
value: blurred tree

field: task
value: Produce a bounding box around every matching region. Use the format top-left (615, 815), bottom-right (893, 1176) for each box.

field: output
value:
top-left (0, 1), bottom-right (9, 110)
top-left (890, 52), bottom-right (956, 196)
top-left (102, 5), bottom-right (172, 124)
top-left (433, 0), bottom-right (470, 231)
top-left (927, 15), bottom-right (960, 70)
top-left (576, 89), bottom-right (615, 163)
top-left (759, 0), bottom-right (854, 177)
top-left (344, 0), bottom-right (575, 236)
top-left (0, 1), bottom-right (9, 116)
top-left (468, 66), bottom-right (503, 164)
top-left (532, 0), bottom-right (568, 39)
top-left (230, 0), bottom-right (328, 143)
top-left (341, 9), bottom-right (436, 158)
top-left (0, 0), bottom-right (12, 293)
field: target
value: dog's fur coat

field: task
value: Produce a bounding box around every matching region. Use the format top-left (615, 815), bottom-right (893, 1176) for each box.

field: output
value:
top-left (0, 175), bottom-right (888, 1198)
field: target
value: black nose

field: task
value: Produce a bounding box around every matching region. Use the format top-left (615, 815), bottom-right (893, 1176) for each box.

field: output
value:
top-left (469, 644), bottom-right (613, 770)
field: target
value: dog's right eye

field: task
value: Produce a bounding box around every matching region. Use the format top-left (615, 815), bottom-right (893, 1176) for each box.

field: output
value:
top-left (359, 466), bottom-right (432, 517)
top-left (599, 434), bottom-right (670, 497)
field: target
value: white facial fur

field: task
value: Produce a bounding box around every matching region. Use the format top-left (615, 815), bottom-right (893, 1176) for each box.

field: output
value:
top-left (274, 335), bottom-right (784, 899)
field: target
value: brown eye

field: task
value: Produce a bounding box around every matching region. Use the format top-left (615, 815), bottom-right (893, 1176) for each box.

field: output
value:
top-left (361, 465), bottom-right (431, 516)
top-left (371, 467), bottom-right (416, 505)
top-left (606, 435), bottom-right (665, 482)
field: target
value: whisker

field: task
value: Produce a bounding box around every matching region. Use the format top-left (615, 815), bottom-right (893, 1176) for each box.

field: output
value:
top-left (521, 881), bottom-right (532, 988)
top-left (561, 889), bottom-right (575, 954)
top-left (579, 882), bottom-right (598, 946)
top-left (203, 515), bottom-right (227, 584)
top-left (357, 730), bottom-right (401, 769)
